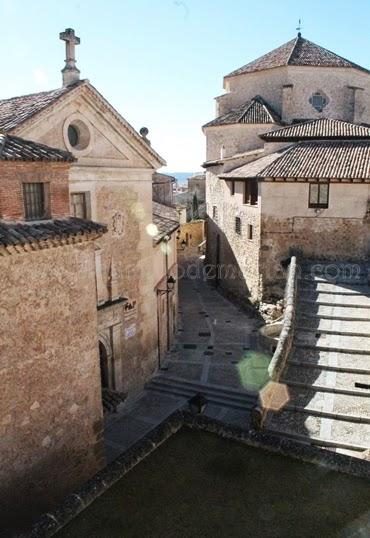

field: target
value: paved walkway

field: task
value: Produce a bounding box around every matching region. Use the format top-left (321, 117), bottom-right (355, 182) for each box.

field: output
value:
top-left (104, 254), bottom-right (259, 463)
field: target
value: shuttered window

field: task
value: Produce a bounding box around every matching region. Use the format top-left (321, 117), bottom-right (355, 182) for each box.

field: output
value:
top-left (243, 179), bottom-right (258, 205)
top-left (212, 206), bottom-right (218, 223)
top-left (309, 183), bottom-right (329, 209)
top-left (71, 193), bottom-right (87, 219)
top-left (23, 183), bottom-right (49, 220)
top-left (248, 224), bottom-right (253, 240)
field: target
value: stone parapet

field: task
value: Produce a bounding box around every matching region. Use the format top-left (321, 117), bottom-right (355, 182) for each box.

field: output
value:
top-left (23, 410), bottom-right (370, 537)
top-left (267, 255), bottom-right (298, 381)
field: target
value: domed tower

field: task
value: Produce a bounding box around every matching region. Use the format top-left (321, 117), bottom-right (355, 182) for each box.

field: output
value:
top-left (203, 35), bottom-right (370, 302)
top-left (203, 34), bottom-right (370, 162)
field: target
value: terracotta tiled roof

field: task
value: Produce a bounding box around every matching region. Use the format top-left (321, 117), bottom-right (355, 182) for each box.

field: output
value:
top-left (0, 217), bottom-right (107, 251)
top-left (226, 35), bottom-right (370, 77)
top-left (220, 150), bottom-right (287, 179)
top-left (221, 141), bottom-right (370, 180)
top-left (0, 133), bottom-right (74, 161)
top-left (261, 118), bottom-right (370, 141)
top-left (152, 201), bottom-right (179, 243)
top-left (203, 96), bottom-right (280, 128)
top-left (0, 81), bottom-right (83, 131)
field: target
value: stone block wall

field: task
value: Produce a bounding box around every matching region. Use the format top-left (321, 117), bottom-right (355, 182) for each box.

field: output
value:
top-left (260, 215), bottom-right (370, 298)
top-left (0, 242), bottom-right (104, 529)
top-left (177, 220), bottom-right (205, 249)
top-left (259, 181), bottom-right (370, 297)
top-left (92, 177), bottom-right (159, 395)
top-left (0, 162), bottom-right (70, 221)
top-left (221, 65), bottom-right (370, 125)
top-left (205, 171), bottom-right (261, 303)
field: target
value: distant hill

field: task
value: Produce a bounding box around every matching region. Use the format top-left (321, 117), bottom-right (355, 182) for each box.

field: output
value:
top-left (167, 172), bottom-right (201, 185)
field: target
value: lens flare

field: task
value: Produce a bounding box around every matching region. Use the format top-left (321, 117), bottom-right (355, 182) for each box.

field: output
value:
top-left (146, 223), bottom-right (158, 237)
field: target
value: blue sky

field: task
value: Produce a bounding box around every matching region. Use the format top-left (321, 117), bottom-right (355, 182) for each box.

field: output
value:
top-left (1, 0), bottom-right (370, 171)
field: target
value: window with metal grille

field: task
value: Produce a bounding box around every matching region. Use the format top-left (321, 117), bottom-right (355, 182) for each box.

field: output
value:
top-left (309, 91), bottom-right (328, 113)
top-left (243, 179), bottom-right (258, 205)
top-left (23, 183), bottom-right (49, 220)
top-left (212, 205), bottom-right (218, 222)
top-left (248, 224), bottom-right (253, 240)
top-left (309, 183), bottom-right (329, 209)
top-left (71, 192), bottom-right (88, 219)
top-left (235, 216), bottom-right (241, 235)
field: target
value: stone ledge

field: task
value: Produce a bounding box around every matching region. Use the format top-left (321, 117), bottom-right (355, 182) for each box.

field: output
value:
top-left (22, 410), bottom-right (370, 537)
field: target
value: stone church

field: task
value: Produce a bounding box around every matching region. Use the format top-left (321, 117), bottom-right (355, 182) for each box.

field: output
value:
top-left (0, 29), bottom-right (178, 528)
top-left (203, 34), bottom-right (370, 302)
top-left (0, 29), bottom-right (178, 395)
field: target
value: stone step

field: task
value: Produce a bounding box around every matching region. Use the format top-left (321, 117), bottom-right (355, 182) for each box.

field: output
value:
top-left (299, 275), bottom-right (369, 286)
top-left (296, 319), bottom-right (370, 336)
top-left (299, 290), bottom-right (370, 307)
top-left (284, 386), bottom-right (370, 416)
top-left (287, 359), bottom-right (370, 375)
top-left (299, 281), bottom-right (370, 295)
top-left (299, 302), bottom-right (370, 320)
top-left (264, 409), bottom-right (370, 450)
top-left (264, 425), bottom-right (368, 452)
top-left (283, 365), bottom-right (370, 395)
top-left (289, 347), bottom-right (370, 371)
top-left (146, 375), bottom-right (258, 412)
top-left (294, 331), bottom-right (370, 353)
top-left (283, 379), bottom-right (370, 398)
top-left (281, 386), bottom-right (370, 420)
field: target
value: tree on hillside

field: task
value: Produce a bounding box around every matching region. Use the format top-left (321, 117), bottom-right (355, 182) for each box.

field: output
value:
top-left (192, 192), bottom-right (199, 220)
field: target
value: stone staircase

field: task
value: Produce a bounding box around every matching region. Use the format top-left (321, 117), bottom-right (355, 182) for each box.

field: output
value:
top-left (264, 261), bottom-right (370, 454)
top-left (146, 374), bottom-right (258, 412)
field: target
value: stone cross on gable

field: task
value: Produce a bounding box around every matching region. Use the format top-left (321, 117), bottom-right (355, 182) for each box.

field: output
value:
top-left (59, 28), bottom-right (81, 87)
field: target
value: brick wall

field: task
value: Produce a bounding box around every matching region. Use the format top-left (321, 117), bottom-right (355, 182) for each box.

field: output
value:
top-left (0, 161), bottom-right (70, 221)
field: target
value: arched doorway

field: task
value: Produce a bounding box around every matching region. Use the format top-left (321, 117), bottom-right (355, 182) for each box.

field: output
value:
top-left (99, 341), bottom-right (109, 389)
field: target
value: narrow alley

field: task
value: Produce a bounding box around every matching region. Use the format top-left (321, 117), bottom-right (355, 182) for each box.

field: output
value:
top-left (104, 254), bottom-right (262, 462)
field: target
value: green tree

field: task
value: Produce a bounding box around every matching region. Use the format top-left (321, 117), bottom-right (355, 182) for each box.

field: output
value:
top-left (192, 192), bottom-right (199, 220)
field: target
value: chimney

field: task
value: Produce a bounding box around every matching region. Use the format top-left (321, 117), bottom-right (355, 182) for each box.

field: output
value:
top-left (59, 28), bottom-right (81, 86)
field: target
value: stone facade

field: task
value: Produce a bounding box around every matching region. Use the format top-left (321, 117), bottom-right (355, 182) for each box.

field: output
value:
top-left (205, 174), bottom-right (261, 302)
top-left (204, 36), bottom-right (370, 302)
top-left (177, 220), bottom-right (205, 249)
top-left (259, 181), bottom-right (370, 294)
top-left (153, 233), bottom-right (178, 364)
top-left (9, 82), bottom-right (166, 396)
top-left (0, 242), bottom-right (103, 529)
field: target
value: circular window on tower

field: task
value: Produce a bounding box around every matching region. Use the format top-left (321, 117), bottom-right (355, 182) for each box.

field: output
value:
top-left (63, 115), bottom-right (93, 154)
top-left (68, 124), bottom-right (79, 147)
top-left (309, 90), bottom-right (329, 113)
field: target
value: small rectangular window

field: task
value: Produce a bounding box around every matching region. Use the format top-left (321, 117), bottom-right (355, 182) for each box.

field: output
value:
top-left (244, 179), bottom-right (258, 205)
top-left (309, 183), bottom-right (329, 209)
top-left (71, 192), bottom-right (87, 219)
top-left (230, 180), bottom-right (235, 195)
top-left (248, 224), bottom-right (253, 240)
top-left (212, 206), bottom-right (218, 222)
top-left (235, 216), bottom-right (241, 235)
top-left (23, 182), bottom-right (49, 220)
